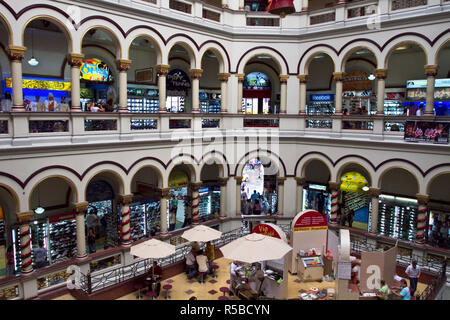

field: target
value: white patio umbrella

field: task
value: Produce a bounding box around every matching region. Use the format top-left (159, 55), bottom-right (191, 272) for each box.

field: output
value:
top-left (130, 238), bottom-right (176, 259)
top-left (219, 233), bottom-right (292, 264)
top-left (181, 225), bottom-right (222, 243)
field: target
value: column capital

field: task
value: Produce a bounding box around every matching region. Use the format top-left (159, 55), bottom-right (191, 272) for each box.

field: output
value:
top-left (190, 69), bottom-right (203, 79)
top-left (234, 176), bottom-right (242, 184)
top-left (156, 64), bottom-right (170, 75)
top-left (217, 177), bottom-right (229, 186)
top-left (73, 201), bottom-right (89, 213)
top-left (277, 177), bottom-right (286, 185)
top-left (67, 53), bottom-right (85, 67)
top-left (333, 72), bottom-right (344, 81)
top-left (295, 177), bottom-right (307, 186)
top-left (190, 182), bottom-right (203, 191)
top-left (375, 69), bottom-right (387, 79)
top-left (218, 73), bottom-right (231, 81)
top-left (116, 59), bottom-right (132, 72)
top-left (279, 75), bottom-right (289, 83)
top-left (8, 46), bottom-right (26, 61)
top-left (161, 188), bottom-right (171, 198)
top-left (120, 194), bottom-right (134, 204)
top-left (368, 187), bottom-right (381, 197)
top-left (416, 194), bottom-right (429, 205)
top-left (297, 74), bottom-right (309, 83)
top-left (237, 74), bottom-right (246, 82)
top-left (328, 181), bottom-right (340, 191)
top-left (16, 211), bottom-right (35, 224)
top-left (424, 65), bottom-right (438, 77)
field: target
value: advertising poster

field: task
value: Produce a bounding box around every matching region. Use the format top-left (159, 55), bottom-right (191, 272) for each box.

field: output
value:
top-left (404, 121), bottom-right (449, 144)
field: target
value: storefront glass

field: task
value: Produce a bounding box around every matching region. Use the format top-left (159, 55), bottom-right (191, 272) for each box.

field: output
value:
top-left (302, 184), bottom-right (331, 219)
top-left (405, 78), bottom-right (450, 116)
top-left (378, 195), bottom-right (418, 241)
top-left (242, 72), bottom-right (274, 114)
top-left (427, 210), bottom-right (449, 249)
top-left (340, 172), bottom-right (371, 231)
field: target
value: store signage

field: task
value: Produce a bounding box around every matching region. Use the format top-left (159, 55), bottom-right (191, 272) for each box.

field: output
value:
top-left (5, 78), bottom-right (71, 91)
top-left (407, 78), bottom-right (450, 89)
top-left (340, 172), bottom-right (368, 193)
top-left (169, 170), bottom-right (189, 188)
top-left (244, 72), bottom-right (271, 90)
top-left (343, 70), bottom-right (373, 91)
top-left (308, 184), bottom-right (327, 191)
top-left (80, 58), bottom-right (112, 82)
top-left (293, 210), bottom-right (328, 232)
top-left (385, 92), bottom-right (405, 100)
top-left (404, 121), bottom-right (449, 144)
top-left (167, 69), bottom-right (191, 92)
top-left (310, 94), bottom-right (334, 101)
top-left (251, 223), bottom-right (282, 239)
top-left (49, 211), bottom-right (76, 224)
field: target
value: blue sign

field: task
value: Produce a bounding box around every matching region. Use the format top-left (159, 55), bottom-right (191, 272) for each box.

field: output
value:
top-left (244, 72), bottom-right (271, 90)
top-left (310, 94), bottom-right (334, 101)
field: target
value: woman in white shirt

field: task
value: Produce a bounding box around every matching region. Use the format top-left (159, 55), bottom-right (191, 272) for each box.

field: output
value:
top-left (196, 250), bottom-right (209, 283)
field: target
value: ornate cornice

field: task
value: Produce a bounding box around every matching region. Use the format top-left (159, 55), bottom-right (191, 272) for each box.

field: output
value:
top-left (156, 64), bottom-right (170, 76)
top-left (416, 194), bottom-right (429, 205)
top-left (424, 65), bottom-right (438, 77)
top-left (120, 194), bottom-right (134, 204)
top-left (73, 201), bottom-right (89, 213)
top-left (190, 182), bottom-right (203, 191)
top-left (295, 177), bottom-right (307, 186)
top-left (8, 46), bottom-right (26, 62)
top-left (333, 72), bottom-right (344, 81)
top-left (237, 74), bottom-right (246, 82)
top-left (368, 187), bottom-right (381, 197)
top-left (297, 74), bottom-right (308, 83)
top-left (375, 69), bottom-right (387, 80)
top-left (218, 73), bottom-right (231, 82)
top-left (116, 59), bottom-right (132, 72)
top-left (67, 53), bottom-right (85, 68)
top-left (161, 187), bottom-right (171, 198)
top-left (16, 211), bottom-right (34, 224)
top-left (190, 69), bottom-right (203, 79)
top-left (279, 75), bottom-right (289, 84)
top-left (328, 181), bottom-right (340, 191)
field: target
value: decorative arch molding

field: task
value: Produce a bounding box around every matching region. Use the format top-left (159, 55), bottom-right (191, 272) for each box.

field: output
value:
top-left (234, 149), bottom-right (287, 178)
top-left (125, 30), bottom-right (165, 64)
top-left (198, 150), bottom-right (230, 178)
top-left (382, 36), bottom-right (432, 69)
top-left (78, 20), bottom-right (125, 58)
top-left (431, 34), bottom-right (450, 66)
top-left (0, 180), bottom-right (22, 213)
top-left (294, 152), bottom-right (334, 180)
top-left (82, 167), bottom-right (127, 199)
top-left (235, 47), bottom-right (289, 75)
top-left (297, 44), bottom-right (338, 75)
top-left (375, 162), bottom-right (423, 194)
top-left (26, 174), bottom-right (80, 208)
top-left (424, 166), bottom-right (450, 195)
top-left (299, 47), bottom-right (339, 75)
top-left (199, 40), bottom-right (231, 74)
top-left (128, 159), bottom-right (166, 189)
top-left (165, 154), bottom-right (199, 185)
top-left (338, 43), bottom-right (381, 71)
top-left (166, 37), bottom-right (198, 69)
top-left (0, 10), bottom-right (13, 45)
top-left (334, 159), bottom-right (376, 186)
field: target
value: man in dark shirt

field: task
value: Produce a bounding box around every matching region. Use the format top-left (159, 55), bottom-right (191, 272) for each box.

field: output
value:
top-left (147, 261), bottom-right (163, 297)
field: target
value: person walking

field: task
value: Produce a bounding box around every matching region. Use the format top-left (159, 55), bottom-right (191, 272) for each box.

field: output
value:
top-left (405, 260), bottom-right (421, 297)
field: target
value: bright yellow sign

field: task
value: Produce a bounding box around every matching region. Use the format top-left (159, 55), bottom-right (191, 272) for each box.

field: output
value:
top-left (5, 78), bottom-right (71, 91)
top-left (340, 171), bottom-right (368, 193)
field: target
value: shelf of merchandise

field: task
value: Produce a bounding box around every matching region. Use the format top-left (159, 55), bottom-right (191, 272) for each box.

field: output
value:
top-left (378, 197), bottom-right (418, 241)
top-left (48, 219), bottom-right (77, 264)
top-left (129, 204), bottom-right (147, 241)
top-left (200, 91), bottom-right (221, 113)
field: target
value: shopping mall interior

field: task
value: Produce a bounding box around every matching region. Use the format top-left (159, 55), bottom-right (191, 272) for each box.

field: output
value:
top-left (0, 0), bottom-right (449, 302)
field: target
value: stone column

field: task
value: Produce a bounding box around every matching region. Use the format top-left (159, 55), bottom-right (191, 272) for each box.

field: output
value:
top-left (369, 188), bottom-right (381, 233)
top-left (116, 59), bottom-right (132, 113)
top-left (67, 53), bottom-right (84, 112)
top-left (160, 188), bottom-right (170, 234)
top-left (218, 73), bottom-right (230, 113)
top-left (156, 65), bottom-right (170, 113)
top-left (333, 72), bottom-right (344, 115)
top-left (120, 194), bottom-right (134, 246)
top-left (338, 0), bottom-right (347, 4)
top-left (329, 182), bottom-right (340, 224)
top-left (416, 194), bottom-right (429, 244)
top-left (277, 177), bottom-right (286, 216)
top-left (301, 0), bottom-right (309, 11)
top-left (190, 69), bottom-right (203, 113)
top-left (279, 75), bottom-right (289, 114)
top-left (295, 177), bottom-right (307, 213)
top-left (237, 74), bottom-right (245, 113)
top-left (239, 0), bottom-right (244, 9)
top-left (191, 182), bottom-right (202, 224)
top-left (297, 75), bottom-right (308, 115)
top-left (16, 211), bottom-right (35, 274)
top-left (218, 178), bottom-right (228, 219)
top-left (221, 0), bottom-right (228, 8)
top-left (235, 176), bottom-right (242, 215)
top-left (375, 69), bottom-right (387, 115)
top-left (8, 46), bottom-right (26, 112)
top-left (424, 65), bottom-right (438, 116)
top-left (74, 202), bottom-right (88, 259)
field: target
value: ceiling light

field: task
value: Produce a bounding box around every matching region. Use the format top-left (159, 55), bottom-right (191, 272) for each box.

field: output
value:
top-left (368, 74), bottom-right (375, 80)
top-left (362, 186), bottom-right (369, 191)
top-left (28, 57), bottom-right (39, 66)
top-left (34, 206), bottom-right (45, 215)
top-left (28, 30), bottom-right (39, 67)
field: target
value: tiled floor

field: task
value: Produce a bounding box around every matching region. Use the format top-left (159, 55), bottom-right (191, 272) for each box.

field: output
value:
top-left (53, 257), bottom-right (427, 300)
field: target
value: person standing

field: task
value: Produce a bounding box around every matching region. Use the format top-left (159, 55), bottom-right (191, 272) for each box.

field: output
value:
top-left (44, 93), bottom-right (58, 112)
top-left (0, 92), bottom-right (12, 112)
top-left (33, 240), bottom-right (48, 269)
top-left (196, 250), bottom-right (209, 283)
top-left (392, 279), bottom-right (411, 300)
top-left (6, 246), bottom-right (15, 277)
top-left (251, 190), bottom-right (259, 203)
top-left (348, 209), bottom-right (355, 228)
top-left (147, 261), bottom-right (163, 297)
top-left (185, 248), bottom-right (198, 279)
top-left (169, 208), bottom-right (176, 231)
top-left (205, 241), bottom-right (215, 263)
top-left (87, 228), bottom-right (96, 254)
top-left (377, 279), bottom-right (390, 300)
top-left (253, 199), bottom-right (262, 215)
top-left (405, 260), bottom-right (421, 297)
top-left (58, 96), bottom-right (70, 112)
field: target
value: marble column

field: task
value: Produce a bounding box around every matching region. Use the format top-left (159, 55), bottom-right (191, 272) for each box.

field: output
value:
top-left (67, 53), bottom-right (84, 112)
top-left (329, 181), bottom-right (340, 224)
top-left (160, 188), bottom-right (170, 234)
top-left (369, 188), bottom-right (381, 233)
top-left (116, 59), bottom-right (132, 113)
top-left (222, 0), bottom-right (229, 9)
top-left (8, 46), bottom-right (26, 112)
top-left (333, 72), bottom-right (344, 115)
top-left (235, 176), bottom-right (242, 215)
top-left (218, 73), bottom-right (230, 113)
top-left (297, 75), bottom-right (308, 115)
top-left (74, 202), bottom-right (88, 259)
top-left (156, 64), bottom-right (170, 112)
top-left (416, 194), bottom-right (429, 244)
top-left (239, 0), bottom-right (244, 9)
top-left (190, 69), bottom-right (203, 113)
top-left (375, 69), bottom-right (387, 115)
top-left (295, 177), bottom-right (307, 213)
top-left (237, 74), bottom-right (245, 113)
top-left (218, 177), bottom-right (228, 219)
top-left (301, 0), bottom-right (309, 11)
top-left (279, 75), bottom-right (289, 114)
top-left (16, 211), bottom-right (35, 274)
top-left (191, 182), bottom-right (202, 224)
top-left (277, 177), bottom-right (286, 216)
top-left (424, 65), bottom-right (438, 116)
top-left (120, 194), bottom-right (134, 246)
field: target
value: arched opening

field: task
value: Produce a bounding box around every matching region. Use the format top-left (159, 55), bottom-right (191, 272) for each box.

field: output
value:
top-left (127, 36), bottom-right (161, 120)
top-left (435, 41), bottom-right (450, 116)
top-left (240, 157), bottom-right (278, 217)
top-left (80, 28), bottom-right (120, 112)
top-left (301, 159), bottom-right (331, 218)
top-left (199, 50), bottom-right (221, 115)
top-left (200, 163), bottom-right (223, 222)
top-left (0, 186), bottom-right (18, 279)
top-left (168, 164), bottom-right (195, 231)
top-left (426, 173), bottom-right (450, 249)
top-left (379, 168), bottom-right (419, 241)
top-left (306, 53), bottom-right (334, 128)
top-left (129, 166), bottom-right (163, 239)
top-left (338, 165), bottom-right (371, 231)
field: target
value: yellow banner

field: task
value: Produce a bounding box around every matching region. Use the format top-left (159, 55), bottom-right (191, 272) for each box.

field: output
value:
top-left (294, 226), bottom-right (328, 232)
top-left (5, 78), bottom-right (71, 91)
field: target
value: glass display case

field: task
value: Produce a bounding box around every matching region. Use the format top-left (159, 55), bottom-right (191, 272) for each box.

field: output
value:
top-left (48, 217), bottom-right (77, 264)
top-left (300, 255), bottom-right (324, 268)
top-left (199, 91), bottom-right (221, 113)
top-left (297, 254), bottom-right (324, 281)
top-left (378, 195), bottom-right (418, 241)
top-left (127, 87), bottom-right (159, 113)
top-left (307, 94), bottom-right (335, 115)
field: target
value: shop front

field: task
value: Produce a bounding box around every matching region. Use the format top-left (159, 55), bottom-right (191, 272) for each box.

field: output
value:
top-left (168, 170), bottom-right (190, 230)
top-left (198, 186), bottom-right (220, 221)
top-left (342, 70), bottom-right (376, 115)
top-left (302, 183), bottom-right (331, 218)
top-left (427, 210), bottom-right (450, 248)
top-left (405, 78), bottom-right (450, 116)
top-left (307, 94), bottom-right (335, 115)
top-left (242, 72), bottom-right (273, 114)
top-left (129, 196), bottom-right (161, 241)
top-left (166, 69), bottom-right (191, 113)
top-left (127, 86), bottom-right (159, 113)
top-left (340, 172), bottom-right (371, 231)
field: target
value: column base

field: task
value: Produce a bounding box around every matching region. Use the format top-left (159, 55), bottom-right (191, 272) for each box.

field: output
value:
top-left (192, 109), bottom-right (200, 114)
top-left (121, 241), bottom-right (132, 247)
top-left (279, 111), bottom-right (287, 114)
top-left (219, 216), bottom-right (227, 220)
top-left (118, 108), bottom-right (129, 113)
top-left (76, 253), bottom-right (89, 260)
top-left (21, 269), bottom-right (35, 276)
top-left (11, 106), bottom-right (26, 112)
top-left (376, 111), bottom-right (385, 116)
top-left (424, 111), bottom-right (434, 116)
top-left (220, 110), bottom-right (228, 114)
top-left (158, 109), bottom-right (168, 113)
top-left (334, 112), bottom-right (343, 116)
top-left (222, 4), bottom-right (229, 8)
top-left (301, 7), bottom-right (308, 12)
top-left (70, 106), bottom-right (83, 112)
top-left (159, 232), bottom-right (170, 239)
top-left (298, 111), bottom-right (306, 115)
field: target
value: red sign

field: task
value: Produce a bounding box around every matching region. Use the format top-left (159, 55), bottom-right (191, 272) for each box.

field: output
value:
top-left (49, 211), bottom-right (76, 224)
top-left (293, 210), bottom-right (328, 232)
top-left (251, 223), bottom-right (281, 239)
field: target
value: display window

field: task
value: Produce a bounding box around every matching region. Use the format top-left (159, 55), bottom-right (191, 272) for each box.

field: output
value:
top-left (405, 78), bottom-right (450, 116)
top-left (242, 72), bottom-right (273, 114)
top-left (307, 94), bottom-right (335, 115)
top-left (200, 91), bottom-right (221, 113)
top-left (378, 195), bottom-right (418, 241)
top-left (384, 91), bottom-right (406, 116)
top-left (427, 210), bottom-right (449, 249)
top-left (168, 169), bottom-right (191, 230)
top-left (166, 96), bottom-right (185, 113)
top-left (127, 86), bottom-right (159, 113)
top-left (199, 186), bottom-right (220, 220)
top-left (302, 184), bottom-right (331, 219)
top-left (340, 172), bottom-right (371, 231)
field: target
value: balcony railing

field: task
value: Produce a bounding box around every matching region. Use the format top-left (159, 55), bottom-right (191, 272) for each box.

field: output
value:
top-left (310, 11), bottom-right (336, 25)
top-left (246, 17), bottom-right (280, 26)
top-left (203, 9), bottom-right (221, 22)
top-left (391, 0), bottom-right (427, 10)
top-left (169, 0), bottom-right (192, 13)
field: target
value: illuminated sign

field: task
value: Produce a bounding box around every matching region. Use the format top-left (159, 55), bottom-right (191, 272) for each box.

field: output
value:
top-left (340, 172), bottom-right (368, 193)
top-left (406, 78), bottom-right (450, 89)
top-left (5, 78), bottom-right (71, 91)
top-left (244, 72), bottom-right (271, 90)
top-left (167, 69), bottom-right (191, 91)
top-left (80, 58), bottom-right (112, 82)
top-left (310, 94), bottom-right (334, 101)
